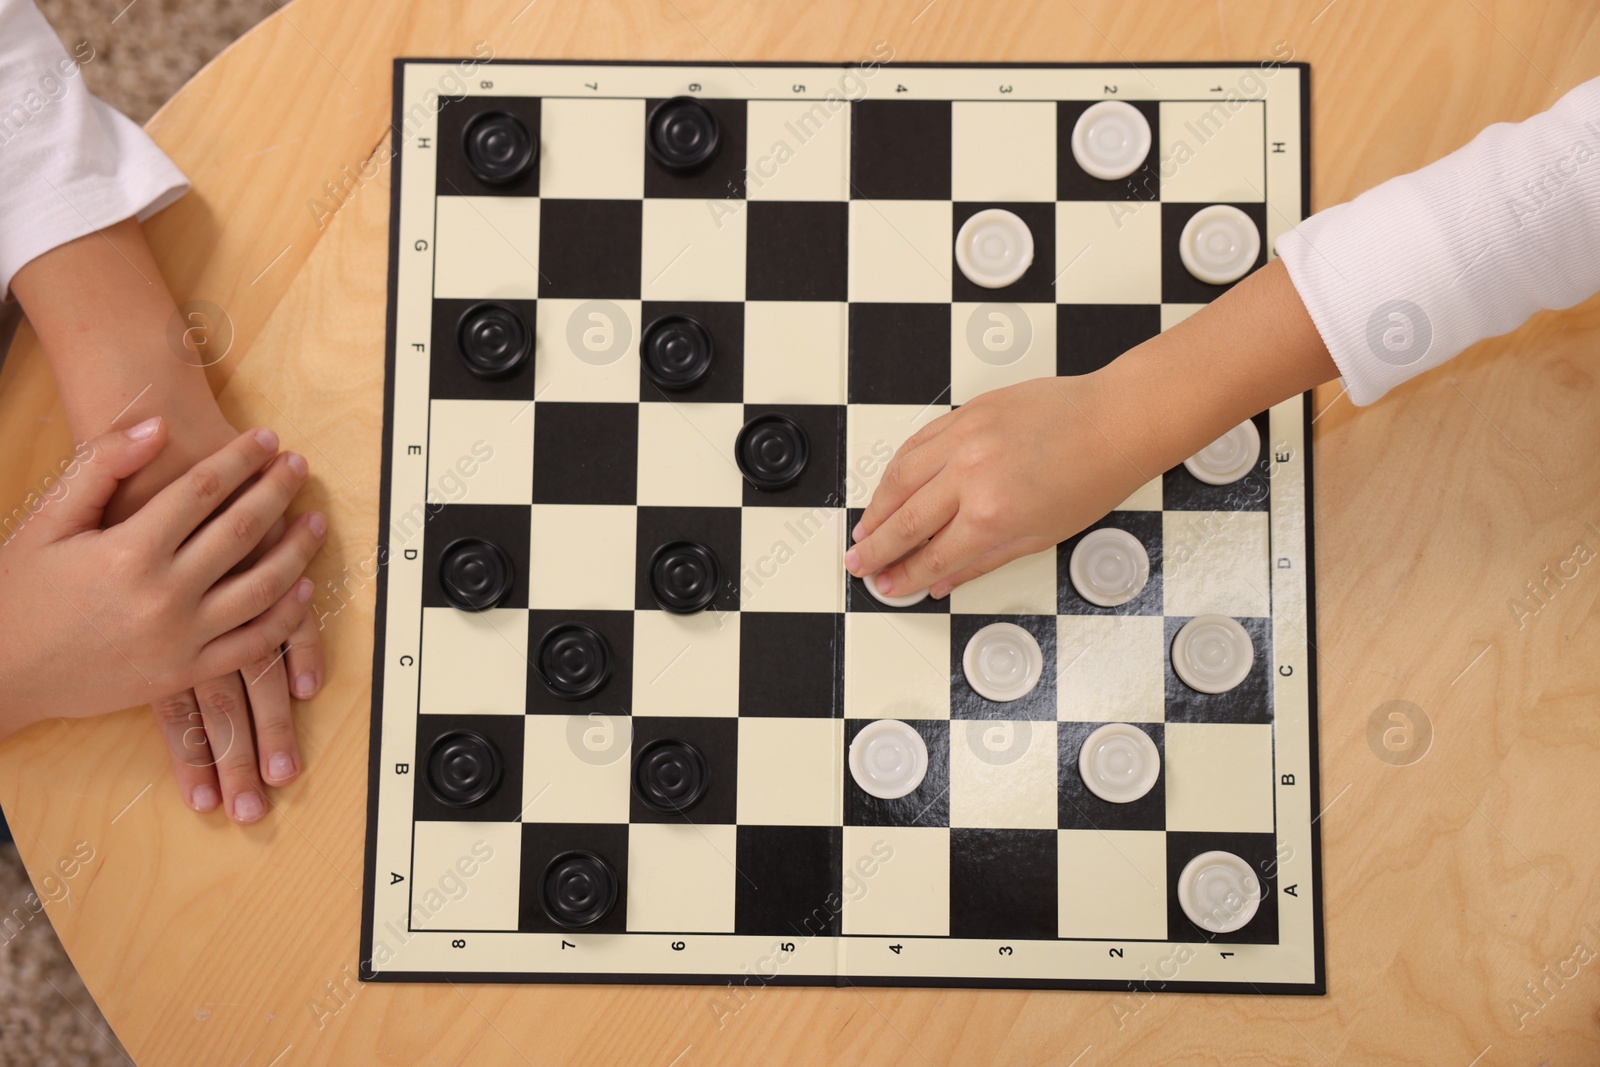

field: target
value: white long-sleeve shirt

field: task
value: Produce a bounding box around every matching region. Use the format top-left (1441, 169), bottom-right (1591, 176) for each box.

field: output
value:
top-left (0, 0), bottom-right (188, 298)
top-left (1276, 77), bottom-right (1600, 405)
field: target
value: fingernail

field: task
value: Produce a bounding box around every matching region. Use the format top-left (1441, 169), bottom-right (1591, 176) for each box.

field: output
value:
top-left (844, 548), bottom-right (860, 573)
top-left (253, 427), bottom-right (279, 450)
top-left (285, 452), bottom-right (308, 477)
top-left (233, 792), bottom-right (264, 823)
top-left (294, 672), bottom-right (317, 698)
top-left (296, 578), bottom-right (312, 603)
top-left (308, 512), bottom-right (327, 538)
top-left (930, 583), bottom-right (951, 599)
top-left (191, 784), bottom-right (219, 812)
top-left (125, 416), bottom-right (161, 440)
top-left (268, 753), bottom-right (297, 782)
top-left (852, 521), bottom-right (864, 542)
top-left (875, 572), bottom-right (893, 593)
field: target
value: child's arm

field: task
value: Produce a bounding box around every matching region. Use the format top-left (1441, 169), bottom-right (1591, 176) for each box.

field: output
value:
top-left (846, 260), bottom-right (1335, 597)
top-left (851, 76), bottom-right (1600, 599)
top-left (0, 420), bottom-right (325, 737)
top-left (2, 0), bottom-right (325, 822)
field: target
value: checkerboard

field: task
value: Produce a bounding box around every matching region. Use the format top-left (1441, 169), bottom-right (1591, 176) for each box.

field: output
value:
top-left (361, 58), bottom-right (1324, 994)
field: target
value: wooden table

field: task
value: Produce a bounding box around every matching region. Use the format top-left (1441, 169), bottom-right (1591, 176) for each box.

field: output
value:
top-left (2, 1), bottom-right (1597, 1062)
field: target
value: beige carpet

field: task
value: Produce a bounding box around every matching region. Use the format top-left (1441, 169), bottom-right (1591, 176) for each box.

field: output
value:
top-left (5, 7), bottom-right (277, 1063)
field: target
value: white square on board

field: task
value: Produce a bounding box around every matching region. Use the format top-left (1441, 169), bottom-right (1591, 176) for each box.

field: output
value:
top-left (528, 504), bottom-right (637, 611)
top-left (434, 196), bottom-right (540, 300)
top-left (418, 608), bottom-right (527, 715)
top-left (949, 546), bottom-right (1058, 615)
top-left (743, 301), bottom-right (848, 404)
top-left (849, 200), bottom-right (951, 303)
top-left (533, 298), bottom-right (642, 403)
top-left (841, 826), bottom-right (950, 936)
top-left (641, 198), bottom-right (747, 302)
top-left (520, 714), bottom-right (632, 824)
top-left (746, 98), bottom-right (850, 201)
top-left (1058, 829), bottom-right (1168, 940)
top-left (951, 101), bottom-right (1056, 201)
top-left (843, 612), bottom-right (951, 720)
top-left (736, 718), bottom-right (843, 825)
top-left (1158, 100), bottom-right (1266, 203)
top-left (950, 719), bottom-right (1058, 829)
top-left (1056, 615), bottom-right (1165, 723)
top-left (538, 98), bottom-right (646, 200)
top-left (1055, 199), bottom-right (1161, 305)
top-left (739, 507), bottom-right (845, 613)
top-left (1162, 510), bottom-right (1270, 618)
top-left (409, 822), bottom-right (522, 931)
top-left (1118, 479), bottom-right (1163, 511)
top-left (636, 402), bottom-right (745, 507)
top-left (844, 404), bottom-right (949, 507)
top-left (427, 399), bottom-right (533, 506)
top-left (950, 302), bottom-right (1057, 405)
top-left (631, 609), bottom-right (740, 717)
top-left (1165, 722), bottom-right (1275, 833)
top-left (627, 824), bottom-right (738, 933)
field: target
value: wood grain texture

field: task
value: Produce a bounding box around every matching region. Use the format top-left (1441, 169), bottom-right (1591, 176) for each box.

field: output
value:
top-left (0, 1), bottom-right (1597, 1063)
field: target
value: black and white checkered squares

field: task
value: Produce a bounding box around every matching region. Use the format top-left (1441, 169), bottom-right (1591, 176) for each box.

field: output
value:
top-left (380, 64), bottom-right (1315, 990)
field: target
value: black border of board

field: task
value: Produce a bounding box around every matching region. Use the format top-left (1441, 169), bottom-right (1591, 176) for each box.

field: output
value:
top-left (360, 56), bottom-right (1324, 997)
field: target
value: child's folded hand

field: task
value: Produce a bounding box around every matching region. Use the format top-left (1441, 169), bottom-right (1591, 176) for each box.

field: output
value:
top-left (0, 417), bottom-right (326, 732)
top-left (845, 373), bottom-right (1150, 601)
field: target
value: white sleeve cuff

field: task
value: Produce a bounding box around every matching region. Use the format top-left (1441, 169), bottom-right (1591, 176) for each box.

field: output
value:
top-left (1275, 77), bottom-right (1600, 405)
top-left (0, 0), bottom-right (190, 298)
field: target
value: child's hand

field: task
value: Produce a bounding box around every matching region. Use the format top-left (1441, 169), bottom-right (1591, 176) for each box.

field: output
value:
top-left (104, 413), bottom-right (327, 825)
top-left (845, 373), bottom-right (1151, 600)
top-left (0, 418), bottom-right (326, 736)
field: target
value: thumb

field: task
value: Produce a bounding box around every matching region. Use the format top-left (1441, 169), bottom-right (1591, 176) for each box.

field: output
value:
top-left (37, 416), bottom-right (169, 539)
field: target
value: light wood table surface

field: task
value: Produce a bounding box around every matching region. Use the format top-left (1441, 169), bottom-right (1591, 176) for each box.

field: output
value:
top-left (2, 1), bottom-right (1598, 1063)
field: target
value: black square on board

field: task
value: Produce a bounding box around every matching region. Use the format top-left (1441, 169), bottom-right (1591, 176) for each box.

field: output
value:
top-left (844, 509), bottom-right (951, 614)
top-left (1056, 304), bottom-right (1161, 378)
top-left (733, 825), bottom-right (842, 936)
top-left (951, 202), bottom-right (1057, 304)
top-left (1165, 831), bottom-right (1280, 945)
top-left (740, 403), bottom-right (844, 508)
top-left (1161, 201), bottom-right (1269, 305)
top-left (1056, 100), bottom-right (1160, 203)
top-left (948, 828), bottom-right (1058, 941)
top-left (525, 609), bottom-right (636, 716)
top-left (1163, 615), bottom-right (1272, 725)
top-left (538, 200), bottom-right (642, 299)
top-left (518, 822), bottom-right (630, 934)
top-left (412, 713), bottom-right (526, 823)
top-left (1057, 721), bottom-right (1165, 831)
top-left (847, 303), bottom-right (952, 405)
top-left (639, 301), bottom-right (746, 404)
top-left (1057, 510), bottom-right (1164, 616)
top-left (843, 719), bottom-right (950, 828)
top-left (737, 612), bottom-right (842, 717)
top-left (850, 100), bottom-right (951, 200)
top-left (1161, 411), bottom-right (1271, 512)
top-left (420, 503), bottom-right (530, 610)
top-left (628, 716), bottom-right (739, 825)
top-left (531, 402), bottom-right (639, 505)
top-left (429, 298), bottom-right (538, 401)
top-left (634, 506), bottom-right (742, 614)
top-left (746, 201), bottom-right (848, 302)
top-left (436, 95), bottom-right (541, 198)
top-left (644, 97), bottom-right (748, 200)
top-left (949, 615), bottom-right (1058, 722)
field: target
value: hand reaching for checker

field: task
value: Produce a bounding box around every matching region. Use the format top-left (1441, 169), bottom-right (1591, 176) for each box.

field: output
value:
top-left (845, 373), bottom-right (1152, 601)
